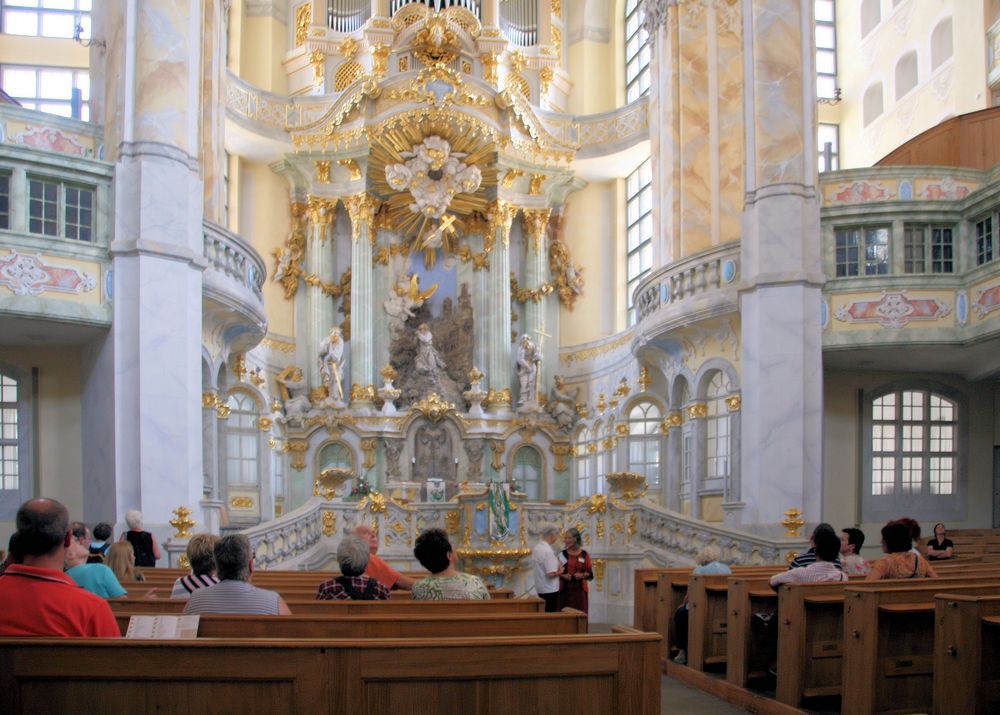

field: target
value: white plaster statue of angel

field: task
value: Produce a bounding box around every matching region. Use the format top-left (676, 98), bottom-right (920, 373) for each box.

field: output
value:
top-left (547, 375), bottom-right (580, 431)
top-left (318, 327), bottom-right (345, 402)
top-left (385, 135), bottom-right (482, 219)
top-left (276, 366), bottom-right (311, 422)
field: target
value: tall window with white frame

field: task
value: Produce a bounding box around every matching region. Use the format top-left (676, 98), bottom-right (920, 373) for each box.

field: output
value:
top-left (224, 392), bottom-right (260, 487)
top-left (818, 123), bottom-right (839, 172)
top-left (975, 214), bottom-right (994, 265)
top-left (626, 159), bottom-right (652, 325)
top-left (705, 372), bottom-right (732, 491)
top-left (815, 0), bottom-right (837, 100)
top-left (871, 389), bottom-right (957, 498)
top-left (1, 65), bottom-right (90, 120)
top-left (1, 0), bottom-right (91, 38)
top-left (627, 401), bottom-right (661, 489)
top-left (625, 0), bottom-right (650, 102)
top-left (0, 373), bottom-right (19, 494)
top-left (575, 426), bottom-right (592, 498)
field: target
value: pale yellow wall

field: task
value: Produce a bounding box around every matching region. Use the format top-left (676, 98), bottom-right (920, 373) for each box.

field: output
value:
top-left (0, 347), bottom-right (83, 520)
top-left (565, 0), bottom-right (618, 115)
top-left (239, 13), bottom-right (289, 93)
top-left (823, 369), bottom-right (996, 541)
top-left (560, 179), bottom-right (623, 345)
top-left (834, 0), bottom-right (988, 169)
top-left (0, 36), bottom-right (88, 70)
top-left (239, 159), bottom-right (295, 336)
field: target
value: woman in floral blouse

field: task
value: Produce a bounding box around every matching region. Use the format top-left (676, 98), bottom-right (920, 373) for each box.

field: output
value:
top-left (411, 528), bottom-right (490, 600)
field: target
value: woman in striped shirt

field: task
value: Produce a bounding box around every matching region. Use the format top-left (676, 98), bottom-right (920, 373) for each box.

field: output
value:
top-left (170, 533), bottom-right (220, 599)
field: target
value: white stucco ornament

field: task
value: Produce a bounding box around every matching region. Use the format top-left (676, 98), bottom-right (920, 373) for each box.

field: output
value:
top-left (385, 135), bottom-right (482, 219)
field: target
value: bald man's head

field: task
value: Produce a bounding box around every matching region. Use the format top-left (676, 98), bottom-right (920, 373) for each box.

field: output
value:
top-left (353, 525), bottom-right (378, 554)
top-left (16, 498), bottom-right (70, 557)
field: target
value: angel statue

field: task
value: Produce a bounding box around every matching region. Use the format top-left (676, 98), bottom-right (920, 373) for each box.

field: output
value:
top-left (275, 365), bottom-right (311, 424)
top-left (547, 375), bottom-right (581, 432)
top-left (318, 327), bottom-right (345, 403)
top-left (384, 273), bottom-right (438, 324)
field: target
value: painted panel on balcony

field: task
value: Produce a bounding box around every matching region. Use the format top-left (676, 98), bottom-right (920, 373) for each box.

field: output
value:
top-left (831, 289), bottom-right (954, 330)
top-left (971, 277), bottom-right (1000, 322)
top-left (0, 249), bottom-right (101, 304)
top-left (821, 175), bottom-right (982, 206)
top-left (4, 121), bottom-right (98, 158)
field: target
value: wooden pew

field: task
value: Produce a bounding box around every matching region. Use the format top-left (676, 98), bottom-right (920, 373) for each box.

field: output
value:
top-left (114, 608), bottom-right (589, 639)
top-left (109, 596), bottom-right (546, 616)
top-left (0, 629), bottom-right (661, 715)
top-left (774, 575), bottom-right (1000, 708)
top-left (933, 593), bottom-right (1000, 715)
top-left (726, 575), bottom-right (780, 688)
top-left (685, 574), bottom-right (737, 672)
top-left (121, 582), bottom-right (515, 600)
top-left (840, 580), bottom-right (1000, 715)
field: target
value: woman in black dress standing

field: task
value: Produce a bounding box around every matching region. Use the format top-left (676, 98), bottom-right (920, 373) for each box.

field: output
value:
top-left (121, 509), bottom-right (161, 567)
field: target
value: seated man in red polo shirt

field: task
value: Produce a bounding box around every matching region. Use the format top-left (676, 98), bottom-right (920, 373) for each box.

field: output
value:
top-left (354, 524), bottom-right (416, 590)
top-left (0, 498), bottom-right (119, 637)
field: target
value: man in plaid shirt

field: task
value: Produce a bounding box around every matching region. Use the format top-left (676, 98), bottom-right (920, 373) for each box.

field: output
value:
top-left (316, 534), bottom-right (390, 600)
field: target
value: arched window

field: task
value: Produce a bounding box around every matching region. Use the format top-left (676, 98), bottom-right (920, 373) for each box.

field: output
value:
top-left (677, 382), bottom-right (693, 491)
top-left (319, 441), bottom-right (354, 472)
top-left (863, 82), bottom-right (883, 127)
top-left (930, 18), bottom-right (953, 71)
top-left (512, 445), bottom-right (543, 500)
top-left (895, 51), bottom-right (918, 100)
top-left (861, 0), bottom-right (880, 38)
top-left (224, 392), bottom-right (260, 486)
top-left (705, 372), bottom-right (733, 484)
top-left (628, 401), bottom-right (661, 488)
top-left (626, 159), bottom-right (653, 325)
top-left (865, 385), bottom-right (963, 522)
top-left (625, 0), bottom-right (651, 102)
top-left (575, 427), bottom-right (592, 497)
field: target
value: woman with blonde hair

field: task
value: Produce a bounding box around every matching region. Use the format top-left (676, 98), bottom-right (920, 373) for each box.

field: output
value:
top-left (106, 541), bottom-right (145, 583)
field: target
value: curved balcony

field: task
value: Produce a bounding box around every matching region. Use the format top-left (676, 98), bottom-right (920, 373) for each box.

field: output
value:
top-left (202, 220), bottom-right (268, 353)
top-left (632, 242), bottom-right (741, 338)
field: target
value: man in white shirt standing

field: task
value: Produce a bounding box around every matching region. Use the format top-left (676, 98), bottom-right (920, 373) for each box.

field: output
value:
top-left (532, 525), bottom-right (561, 612)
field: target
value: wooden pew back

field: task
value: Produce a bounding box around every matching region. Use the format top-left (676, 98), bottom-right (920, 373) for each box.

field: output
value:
top-left (0, 630), bottom-right (661, 715)
top-left (933, 593), bottom-right (1000, 715)
top-left (109, 596), bottom-right (544, 616)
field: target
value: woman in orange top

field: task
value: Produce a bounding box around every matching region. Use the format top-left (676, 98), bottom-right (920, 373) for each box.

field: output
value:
top-left (866, 520), bottom-right (938, 580)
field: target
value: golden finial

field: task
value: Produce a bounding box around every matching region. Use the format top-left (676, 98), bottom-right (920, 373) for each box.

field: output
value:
top-left (781, 508), bottom-right (805, 538)
top-left (169, 506), bottom-right (196, 538)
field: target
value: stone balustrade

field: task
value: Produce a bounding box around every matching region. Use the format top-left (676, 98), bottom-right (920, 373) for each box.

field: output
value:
top-left (632, 243), bottom-right (741, 327)
top-left (203, 220), bottom-right (266, 299)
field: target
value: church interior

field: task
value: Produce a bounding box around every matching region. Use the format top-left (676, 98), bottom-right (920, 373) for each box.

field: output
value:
top-left (2, 0), bottom-right (1000, 711)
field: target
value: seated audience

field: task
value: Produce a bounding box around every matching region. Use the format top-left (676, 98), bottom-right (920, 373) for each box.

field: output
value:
top-left (65, 539), bottom-right (127, 598)
top-left (839, 527), bottom-right (870, 575)
top-left (672, 545), bottom-right (733, 665)
top-left (788, 523), bottom-right (842, 570)
top-left (316, 534), bottom-right (390, 600)
top-left (867, 520), bottom-right (938, 580)
top-left (106, 541), bottom-right (146, 583)
top-left (0, 498), bottom-right (118, 636)
top-left (184, 534), bottom-right (291, 615)
top-left (354, 524), bottom-right (416, 590)
top-left (88, 522), bottom-right (113, 563)
top-left (770, 532), bottom-right (848, 587)
top-left (121, 509), bottom-right (160, 567)
top-left (926, 522), bottom-right (954, 560)
top-left (170, 534), bottom-right (220, 599)
top-left (412, 528), bottom-right (490, 600)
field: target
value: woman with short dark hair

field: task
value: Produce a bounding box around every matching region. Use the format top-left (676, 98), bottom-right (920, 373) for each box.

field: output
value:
top-left (866, 521), bottom-right (938, 580)
top-left (411, 528), bottom-right (490, 600)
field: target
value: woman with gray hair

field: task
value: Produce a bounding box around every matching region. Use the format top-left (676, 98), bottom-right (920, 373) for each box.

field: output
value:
top-left (316, 534), bottom-right (390, 600)
top-left (120, 509), bottom-right (160, 568)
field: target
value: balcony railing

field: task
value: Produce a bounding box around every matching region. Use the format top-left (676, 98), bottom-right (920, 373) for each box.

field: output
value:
top-left (632, 243), bottom-right (741, 326)
top-left (203, 220), bottom-right (266, 299)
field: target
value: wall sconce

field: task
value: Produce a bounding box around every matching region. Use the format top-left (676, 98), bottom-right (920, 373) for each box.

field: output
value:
top-left (74, 17), bottom-right (107, 50)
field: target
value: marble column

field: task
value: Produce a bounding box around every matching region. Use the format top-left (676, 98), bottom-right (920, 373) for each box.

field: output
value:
top-left (482, 0), bottom-right (500, 27)
top-left (521, 209), bottom-right (551, 400)
top-left (738, 0), bottom-right (823, 530)
top-left (345, 193), bottom-right (377, 406)
top-left (200, 390), bottom-right (222, 533)
top-left (305, 199), bottom-right (335, 390)
top-left (85, 0), bottom-right (210, 544)
top-left (536, 0), bottom-right (553, 47)
top-left (686, 403), bottom-right (707, 519)
top-left (485, 200), bottom-right (516, 412)
top-left (663, 411), bottom-right (682, 511)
